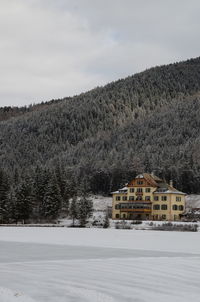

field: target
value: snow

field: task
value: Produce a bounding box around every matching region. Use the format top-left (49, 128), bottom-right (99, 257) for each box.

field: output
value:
top-left (0, 228), bottom-right (200, 302)
top-left (154, 189), bottom-right (185, 194)
top-left (0, 287), bottom-right (35, 302)
top-left (0, 227), bottom-right (200, 253)
top-left (91, 195), bottom-right (112, 211)
top-left (111, 187), bottom-right (128, 194)
top-left (186, 194), bottom-right (200, 209)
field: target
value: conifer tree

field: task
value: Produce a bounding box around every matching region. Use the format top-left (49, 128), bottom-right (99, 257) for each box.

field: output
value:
top-left (33, 167), bottom-right (49, 220)
top-left (78, 194), bottom-right (93, 227)
top-left (0, 170), bottom-right (10, 223)
top-left (7, 187), bottom-right (17, 223)
top-left (103, 211), bottom-right (110, 228)
top-left (69, 195), bottom-right (78, 226)
top-left (15, 181), bottom-right (33, 223)
top-left (41, 176), bottom-right (62, 221)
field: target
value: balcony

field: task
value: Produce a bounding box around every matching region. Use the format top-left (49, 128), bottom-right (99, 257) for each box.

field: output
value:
top-left (118, 202), bottom-right (152, 213)
top-left (136, 191), bottom-right (143, 196)
top-left (123, 208), bottom-right (151, 213)
top-left (129, 198), bottom-right (151, 203)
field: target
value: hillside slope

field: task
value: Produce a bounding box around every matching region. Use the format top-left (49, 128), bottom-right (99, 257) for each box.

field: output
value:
top-left (1, 57), bottom-right (200, 195)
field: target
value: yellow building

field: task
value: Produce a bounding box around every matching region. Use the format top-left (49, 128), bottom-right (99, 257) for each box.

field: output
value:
top-left (112, 173), bottom-right (186, 221)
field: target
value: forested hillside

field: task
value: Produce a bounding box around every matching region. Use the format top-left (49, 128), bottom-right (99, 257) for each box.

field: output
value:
top-left (0, 98), bottom-right (63, 122)
top-left (0, 57), bottom-right (200, 223)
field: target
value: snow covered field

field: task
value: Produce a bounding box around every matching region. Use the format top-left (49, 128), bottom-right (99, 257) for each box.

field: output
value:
top-left (0, 228), bottom-right (200, 302)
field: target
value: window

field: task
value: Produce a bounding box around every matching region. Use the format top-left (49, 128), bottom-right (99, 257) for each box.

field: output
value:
top-left (122, 196), bottom-right (127, 201)
top-left (136, 196), bottom-right (142, 201)
top-left (129, 196), bottom-right (134, 201)
top-left (176, 196), bottom-right (181, 201)
top-left (145, 188), bottom-right (151, 193)
top-left (115, 204), bottom-right (120, 209)
top-left (130, 188), bottom-right (134, 193)
top-left (172, 204), bottom-right (178, 211)
top-left (162, 215), bottom-right (166, 220)
top-left (153, 204), bottom-right (160, 210)
top-left (137, 180), bottom-right (143, 185)
top-left (136, 188), bottom-right (143, 192)
top-left (179, 205), bottom-right (184, 211)
top-left (161, 204), bottom-right (168, 210)
top-left (116, 196), bottom-right (121, 201)
top-left (161, 196), bottom-right (167, 201)
top-left (154, 196), bottom-right (159, 201)
top-left (145, 196), bottom-right (151, 201)
top-left (116, 214), bottom-right (119, 219)
top-left (122, 214), bottom-right (126, 219)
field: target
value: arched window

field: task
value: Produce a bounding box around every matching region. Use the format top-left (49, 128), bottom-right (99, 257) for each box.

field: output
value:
top-left (153, 204), bottom-right (160, 210)
top-left (179, 205), bottom-right (184, 211)
top-left (161, 204), bottom-right (168, 210)
top-left (116, 214), bottom-right (119, 219)
top-left (172, 204), bottom-right (178, 211)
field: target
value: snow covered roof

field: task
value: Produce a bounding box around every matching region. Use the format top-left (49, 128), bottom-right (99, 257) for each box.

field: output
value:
top-left (135, 174), bottom-right (144, 178)
top-left (111, 186), bottom-right (128, 194)
top-left (154, 188), bottom-right (186, 195)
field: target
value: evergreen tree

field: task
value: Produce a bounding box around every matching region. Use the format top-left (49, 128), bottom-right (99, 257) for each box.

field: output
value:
top-left (69, 195), bottom-right (78, 226)
top-left (41, 177), bottom-right (62, 221)
top-left (33, 167), bottom-right (49, 220)
top-left (103, 211), bottom-right (110, 228)
top-left (0, 170), bottom-right (10, 223)
top-left (78, 194), bottom-right (93, 227)
top-left (15, 181), bottom-right (33, 223)
top-left (7, 188), bottom-right (17, 223)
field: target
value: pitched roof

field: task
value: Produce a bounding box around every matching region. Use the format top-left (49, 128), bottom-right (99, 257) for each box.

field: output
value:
top-left (142, 173), bottom-right (161, 187)
top-left (154, 184), bottom-right (186, 195)
top-left (113, 173), bottom-right (186, 195)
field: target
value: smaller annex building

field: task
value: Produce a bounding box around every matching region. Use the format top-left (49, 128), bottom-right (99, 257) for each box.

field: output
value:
top-left (112, 173), bottom-right (186, 221)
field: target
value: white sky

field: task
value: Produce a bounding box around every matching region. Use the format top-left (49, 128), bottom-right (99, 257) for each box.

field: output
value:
top-left (0, 0), bottom-right (200, 107)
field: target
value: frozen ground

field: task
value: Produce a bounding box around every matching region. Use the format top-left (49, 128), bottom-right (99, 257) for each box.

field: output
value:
top-left (0, 286), bottom-right (35, 302)
top-left (0, 228), bottom-right (200, 302)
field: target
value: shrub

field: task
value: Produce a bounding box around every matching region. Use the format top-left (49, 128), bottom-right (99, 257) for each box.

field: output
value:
top-left (131, 220), bottom-right (142, 225)
top-left (150, 222), bottom-right (198, 232)
top-left (115, 221), bottom-right (133, 229)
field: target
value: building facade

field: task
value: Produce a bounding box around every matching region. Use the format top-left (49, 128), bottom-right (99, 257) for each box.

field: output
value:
top-left (112, 173), bottom-right (186, 221)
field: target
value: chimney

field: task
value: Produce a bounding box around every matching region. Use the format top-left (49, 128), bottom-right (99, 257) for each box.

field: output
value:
top-left (170, 179), bottom-right (173, 187)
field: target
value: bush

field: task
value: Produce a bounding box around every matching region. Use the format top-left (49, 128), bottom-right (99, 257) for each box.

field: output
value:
top-left (149, 222), bottom-right (198, 232)
top-left (115, 221), bottom-right (133, 229)
top-left (131, 220), bottom-right (142, 225)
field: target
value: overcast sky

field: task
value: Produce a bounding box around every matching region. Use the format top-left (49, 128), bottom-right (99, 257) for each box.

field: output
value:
top-left (0, 0), bottom-right (200, 107)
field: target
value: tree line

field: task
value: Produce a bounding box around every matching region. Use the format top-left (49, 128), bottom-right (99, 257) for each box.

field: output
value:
top-left (0, 166), bottom-right (93, 225)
